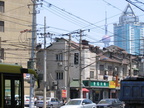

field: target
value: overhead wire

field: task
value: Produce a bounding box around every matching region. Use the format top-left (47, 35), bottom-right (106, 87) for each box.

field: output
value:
top-left (43, 1), bottom-right (95, 26)
top-left (35, 2), bottom-right (144, 52)
top-left (38, 0), bottom-right (110, 35)
top-left (37, 1), bottom-right (109, 45)
top-left (38, 4), bottom-right (89, 28)
top-left (0, 1), bottom-right (34, 63)
top-left (37, 1), bottom-right (121, 43)
top-left (0, 13), bottom-right (32, 24)
top-left (0, 17), bottom-right (31, 27)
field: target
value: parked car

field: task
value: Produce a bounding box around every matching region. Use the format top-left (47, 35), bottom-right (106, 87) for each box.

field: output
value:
top-left (60, 98), bottom-right (96, 108)
top-left (24, 95), bottom-right (35, 107)
top-left (97, 98), bottom-right (124, 108)
top-left (35, 97), bottom-right (62, 108)
top-left (36, 96), bottom-right (43, 100)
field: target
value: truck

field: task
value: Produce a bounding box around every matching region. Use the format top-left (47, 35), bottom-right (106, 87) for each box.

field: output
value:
top-left (119, 77), bottom-right (144, 108)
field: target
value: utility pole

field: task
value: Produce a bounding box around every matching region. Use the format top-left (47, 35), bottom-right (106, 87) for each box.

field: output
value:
top-left (67, 34), bottom-right (71, 100)
top-left (79, 30), bottom-right (83, 98)
top-left (43, 17), bottom-right (47, 108)
top-left (29, 0), bottom-right (37, 107)
top-left (0, 37), bottom-right (1, 49)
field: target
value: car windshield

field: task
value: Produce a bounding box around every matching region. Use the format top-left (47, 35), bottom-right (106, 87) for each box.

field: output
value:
top-left (98, 99), bottom-right (113, 104)
top-left (66, 100), bottom-right (82, 105)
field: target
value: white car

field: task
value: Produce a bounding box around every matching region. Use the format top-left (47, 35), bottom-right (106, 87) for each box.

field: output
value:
top-left (60, 98), bottom-right (96, 108)
top-left (24, 95), bottom-right (35, 107)
top-left (35, 97), bottom-right (62, 108)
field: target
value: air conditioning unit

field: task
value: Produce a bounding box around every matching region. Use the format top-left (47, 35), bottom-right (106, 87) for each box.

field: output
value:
top-left (57, 62), bottom-right (63, 66)
top-left (52, 81), bottom-right (58, 86)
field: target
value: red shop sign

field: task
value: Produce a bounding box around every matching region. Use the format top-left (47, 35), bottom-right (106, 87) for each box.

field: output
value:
top-left (62, 90), bottom-right (67, 98)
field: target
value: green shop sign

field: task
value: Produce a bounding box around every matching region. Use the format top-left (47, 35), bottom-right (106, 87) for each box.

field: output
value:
top-left (83, 81), bottom-right (109, 87)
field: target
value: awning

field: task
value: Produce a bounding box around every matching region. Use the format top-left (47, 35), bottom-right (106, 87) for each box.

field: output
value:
top-left (82, 88), bottom-right (89, 92)
top-left (133, 68), bottom-right (139, 71)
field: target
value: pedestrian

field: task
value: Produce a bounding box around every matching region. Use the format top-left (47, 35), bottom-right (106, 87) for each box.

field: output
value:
top-left (62, 98), bottom-right (67, 105)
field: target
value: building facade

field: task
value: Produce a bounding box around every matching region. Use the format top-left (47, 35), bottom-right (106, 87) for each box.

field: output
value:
top-left (36, 38), bottom-right (139, 103)
top-left (0, 0), bottom-right (34, 95)
top-left (0, 0), bottom-right (33, 67)
top-left (114, 4), bottom-right (144, 55)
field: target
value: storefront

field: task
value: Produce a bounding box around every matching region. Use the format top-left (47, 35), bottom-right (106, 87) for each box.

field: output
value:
top-left (69, 80), bottom-right (120, 103)
top-left (83, 80), bottom-right (109, 103)
top-left (109, 81), bottom-right (120, 98)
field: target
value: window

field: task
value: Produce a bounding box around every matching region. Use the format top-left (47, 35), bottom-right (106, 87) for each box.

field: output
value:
top-left (56, 72), bottom-right (63, 80)
top-left (90, 71), bottom-right (94, 78)
top-left (0, 48), bottom-right (4, 59)
top-left (100, 65), bottom-right (104, 75)
top-left (133, 70), bottom-right (138, 76)
top-left (55, 98), bottom-right (59, 102)
top-left (56, 53), bottom-right (63, 61)
top-left (108, 66), bottom-right (113, 75)
top-left (51, 98), bottom-right (55, 102)
top-left (83, 99), bottom-right (92, 104)
top-left (0, 1), bottom-right (4, 13)
top-left (0, 74), bottom-right (1, 107)
top-left (0, 21), bottom-right (4, 32)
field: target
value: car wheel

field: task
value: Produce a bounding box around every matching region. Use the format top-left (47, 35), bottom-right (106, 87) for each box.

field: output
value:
top-left (119, 105), bottom-right (123, 108)
top-left (48, 104), bottom-right (53, 108)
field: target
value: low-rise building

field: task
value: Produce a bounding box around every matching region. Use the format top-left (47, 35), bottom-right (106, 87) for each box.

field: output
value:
top-left (36, 38), bottom-right (140, 103)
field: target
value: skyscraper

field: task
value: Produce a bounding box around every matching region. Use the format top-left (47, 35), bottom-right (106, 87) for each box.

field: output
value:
top-left (114, 4), bottom-right (144, 55)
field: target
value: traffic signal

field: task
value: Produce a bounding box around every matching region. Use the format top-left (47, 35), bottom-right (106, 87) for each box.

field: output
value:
top-left (74, 53), bottom-right (79, 64)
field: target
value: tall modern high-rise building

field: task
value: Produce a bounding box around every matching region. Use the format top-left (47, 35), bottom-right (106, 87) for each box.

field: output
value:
top-left (114, 4), bottom-right (144, 55)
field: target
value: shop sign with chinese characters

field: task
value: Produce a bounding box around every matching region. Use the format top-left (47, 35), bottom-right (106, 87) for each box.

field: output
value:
top-left (90, 81), bottom-right (109, 87)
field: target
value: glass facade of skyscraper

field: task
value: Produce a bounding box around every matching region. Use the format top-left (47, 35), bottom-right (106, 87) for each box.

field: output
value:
top-left (114, 4), bottom-right (144, 55)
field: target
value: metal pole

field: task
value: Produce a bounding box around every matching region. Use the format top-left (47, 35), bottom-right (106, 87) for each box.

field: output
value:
top-left (43, 16), bottom-right (47, 108)
top-left (67, 34), bottom-right (71, 100)
top-left (79, 30), bottom-right (83, 98)
top-left (29, 0), bottom-right (36, 107)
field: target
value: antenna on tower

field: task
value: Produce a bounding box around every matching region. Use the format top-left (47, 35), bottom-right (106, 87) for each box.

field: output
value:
top-left (102, 10), bottom-right (111, 47)
top-left (105, 11), bottom-right (108, 35)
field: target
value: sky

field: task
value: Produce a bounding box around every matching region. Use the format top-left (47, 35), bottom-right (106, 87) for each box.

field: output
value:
top-left (36, 0), bottom-right (144, 48)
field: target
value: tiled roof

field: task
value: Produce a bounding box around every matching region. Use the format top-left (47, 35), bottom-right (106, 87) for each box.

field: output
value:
top-left (99, 55), bottom-right (129, 64)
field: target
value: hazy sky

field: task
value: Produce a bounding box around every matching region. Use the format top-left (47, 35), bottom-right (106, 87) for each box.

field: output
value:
top-left (36, 0), bottom-right (144, 48)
